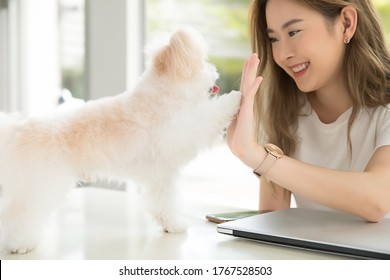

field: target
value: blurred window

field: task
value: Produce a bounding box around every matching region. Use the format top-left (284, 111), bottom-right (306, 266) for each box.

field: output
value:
top-left (2, 1), bottom-right (390, 111)
top-left (58, 0), bottom-right (86, 100)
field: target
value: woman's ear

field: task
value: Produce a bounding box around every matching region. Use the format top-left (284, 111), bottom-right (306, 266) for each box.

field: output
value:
top-left (340, 6), bottom-right (358, 43)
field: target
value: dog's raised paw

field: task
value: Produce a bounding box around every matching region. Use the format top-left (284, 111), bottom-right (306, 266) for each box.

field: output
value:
top-left (228, 90), bottom-right (242, 107)
top-left (217, 90), bottom-right (242, 116)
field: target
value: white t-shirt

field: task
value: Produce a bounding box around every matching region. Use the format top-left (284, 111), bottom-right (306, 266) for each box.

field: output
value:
top-left (292, 101), bottom-right (390, 210)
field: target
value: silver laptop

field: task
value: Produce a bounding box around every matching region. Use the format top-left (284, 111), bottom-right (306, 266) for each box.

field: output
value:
top-left (217, 208), bottom-right (390, 259)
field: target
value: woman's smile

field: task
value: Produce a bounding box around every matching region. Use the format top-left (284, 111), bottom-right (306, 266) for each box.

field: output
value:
top-left (291, 62), bottom-right (310, 77)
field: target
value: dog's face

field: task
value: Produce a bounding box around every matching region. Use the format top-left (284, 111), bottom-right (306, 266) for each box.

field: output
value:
top-left (151, 28), bottom-right (220, 98)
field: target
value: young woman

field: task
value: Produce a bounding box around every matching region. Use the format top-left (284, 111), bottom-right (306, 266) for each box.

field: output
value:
top-left (227, 0), bottom-right (390, 222)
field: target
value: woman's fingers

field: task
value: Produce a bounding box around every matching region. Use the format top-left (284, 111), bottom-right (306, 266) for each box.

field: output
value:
top-left (240, 58), bottom-right (248, 92)
top-left (227, 54), bottom-right (264, 166)
top-left (241, 54), bottom-right (261, 99)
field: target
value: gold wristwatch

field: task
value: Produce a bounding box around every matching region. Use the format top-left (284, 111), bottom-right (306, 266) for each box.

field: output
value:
top-left (253, 143), bottom-right (284, 178)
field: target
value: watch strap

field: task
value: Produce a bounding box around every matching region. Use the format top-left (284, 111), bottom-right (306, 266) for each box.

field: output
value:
top-left (253, 152), bottom-right (278, 178)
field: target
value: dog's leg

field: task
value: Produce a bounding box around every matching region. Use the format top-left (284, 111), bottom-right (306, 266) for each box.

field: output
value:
top-left (211, 90), bottom-right (242, 124)
top-left (1, 176), bottom-right (74, 254)
top-left (192, 90), bottom-right (242, 146)
top-left (1, 198), bottom-right (43, 254)
top-left (142, 174), bottom-right (187, 233)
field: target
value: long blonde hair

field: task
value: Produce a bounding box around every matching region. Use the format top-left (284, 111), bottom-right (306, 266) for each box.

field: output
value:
top-left (249, 0), bottom-right (390, 156)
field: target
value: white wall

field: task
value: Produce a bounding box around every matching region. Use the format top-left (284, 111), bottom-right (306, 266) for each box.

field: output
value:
top-left (127, 0), bottom-right (145, 90)
top-left (86, 0), bottom-right (144, 100)
top-left (86, 0), bottom-right (126, 100)
top-left (23, 0), bottom-right (59, 116)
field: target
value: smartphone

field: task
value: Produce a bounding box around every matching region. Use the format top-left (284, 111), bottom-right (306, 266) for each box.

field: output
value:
top-left (206, 210), bottom-right (270, 224)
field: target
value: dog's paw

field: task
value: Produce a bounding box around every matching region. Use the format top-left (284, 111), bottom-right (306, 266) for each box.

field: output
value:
top-left (163, 220), bottom-right (187, 233)
top-left (227, 90), bottom-right (242, 109)
top-left (11, 246), bottom-right (35, 255)
top-left (155, 215), bottom-right (187, 233)
top-left (4, 239), bottom-right (37, 255)
top-left (218, 90), bottom-right (242, 114)
top-left (1, 229), bottom-right (38, 255)
top-left (228, 90), bottom-right (242, 99)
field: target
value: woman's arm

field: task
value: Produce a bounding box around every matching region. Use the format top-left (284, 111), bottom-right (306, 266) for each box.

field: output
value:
top-left (264, 145), bottom-right (390, 222)
top-left (227, 54), bottom-right (390, 222)
top-left (259, 177), bottom-right (291, 211)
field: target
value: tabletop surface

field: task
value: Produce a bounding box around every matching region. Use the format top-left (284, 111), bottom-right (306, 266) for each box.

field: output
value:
top-left (0, 144), bottom-right (350, 260)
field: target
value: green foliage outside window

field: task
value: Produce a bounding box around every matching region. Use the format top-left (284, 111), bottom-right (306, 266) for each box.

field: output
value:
top-left (373, 0), bottom-right (390, 46)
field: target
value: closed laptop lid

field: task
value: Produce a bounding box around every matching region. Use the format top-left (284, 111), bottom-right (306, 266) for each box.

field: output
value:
top-left (217, 208), bottom-right (390, 259)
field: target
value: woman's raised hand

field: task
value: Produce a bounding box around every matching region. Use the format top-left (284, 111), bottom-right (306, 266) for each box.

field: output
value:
top-left (226, 54), bottom-right (264, 168)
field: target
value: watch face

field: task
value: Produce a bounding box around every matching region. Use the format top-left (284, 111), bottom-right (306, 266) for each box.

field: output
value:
top-left (265, 143), bottom-right (284, 157)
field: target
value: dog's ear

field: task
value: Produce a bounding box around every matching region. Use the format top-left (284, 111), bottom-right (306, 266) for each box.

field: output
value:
top-left (153, 28), bottom-right (207, 81)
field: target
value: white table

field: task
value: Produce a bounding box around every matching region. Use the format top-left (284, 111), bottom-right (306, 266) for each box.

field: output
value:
top-left (0, 144), bottom-right (350, 260)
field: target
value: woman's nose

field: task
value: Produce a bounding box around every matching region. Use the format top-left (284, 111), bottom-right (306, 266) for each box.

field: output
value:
top-left (274, 40), bottom-right (295, 63)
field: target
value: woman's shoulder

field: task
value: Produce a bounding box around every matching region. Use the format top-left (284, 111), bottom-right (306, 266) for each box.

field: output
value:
top-left (366, 104), bottom-right (390, 149)
top-left (364, 103), bottom-right (390, 120)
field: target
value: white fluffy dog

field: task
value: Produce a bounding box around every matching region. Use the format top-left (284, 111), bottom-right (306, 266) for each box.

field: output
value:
top-left (0, 28), bottom-right (241, 254)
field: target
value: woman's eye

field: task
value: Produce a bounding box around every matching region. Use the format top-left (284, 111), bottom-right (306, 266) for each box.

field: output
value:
top-left (269, 37), bottom-right (278, 43)
top-left (288, 30), bottom-right (301, 37)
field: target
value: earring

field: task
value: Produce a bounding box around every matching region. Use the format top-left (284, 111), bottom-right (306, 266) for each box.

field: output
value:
top-left (344, 36), bottom-right (351, 44)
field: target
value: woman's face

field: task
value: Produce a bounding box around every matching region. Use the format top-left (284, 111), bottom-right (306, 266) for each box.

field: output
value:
top-left (265, 0), bottom-right (346, 93)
